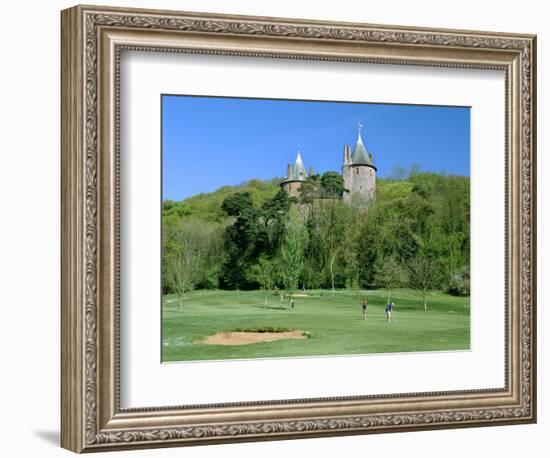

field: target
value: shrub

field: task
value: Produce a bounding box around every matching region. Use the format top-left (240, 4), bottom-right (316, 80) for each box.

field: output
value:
top-left (447, 266), bottom-right (470, 296)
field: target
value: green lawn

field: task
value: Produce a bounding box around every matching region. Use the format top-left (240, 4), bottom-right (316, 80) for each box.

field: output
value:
top-left (162, 289), bottom-right (470, 362)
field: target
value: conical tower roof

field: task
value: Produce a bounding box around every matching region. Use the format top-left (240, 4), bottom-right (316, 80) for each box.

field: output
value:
top-left (292, 152), bottom-right (308, 179)
top-left (284, 151), bottom-right (309, 181)
top-left (351, 123), bottom-right (374, 166)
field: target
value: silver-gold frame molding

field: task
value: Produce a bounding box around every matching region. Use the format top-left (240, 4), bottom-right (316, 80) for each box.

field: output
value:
top-left (61, 4), bottom-right (537, 453)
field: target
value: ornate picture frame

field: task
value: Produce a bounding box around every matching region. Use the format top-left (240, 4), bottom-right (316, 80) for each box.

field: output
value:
top-left (61, 4), bottom-right (536, 453)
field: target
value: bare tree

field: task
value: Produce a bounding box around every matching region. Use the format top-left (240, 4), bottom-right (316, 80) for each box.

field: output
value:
top-left (317, 199), bottom-right (348, 295)
top-left (374, 256), bottom-right (404, 303)
top-left (406, 256), bottom-right (437, 310)
top-left (251, 256), bottom-right (275, 310)
top-left (164, 219), bottom-right (210, 312)
top-left (279, 206), bottom-right (307, 308)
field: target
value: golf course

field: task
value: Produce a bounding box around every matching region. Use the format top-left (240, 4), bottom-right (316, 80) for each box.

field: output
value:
top-left (162, 288), bottom-right (470, 362)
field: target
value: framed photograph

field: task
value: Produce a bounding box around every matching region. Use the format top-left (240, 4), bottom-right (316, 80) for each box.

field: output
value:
top-left (61, 4), bottom-right (537, 453)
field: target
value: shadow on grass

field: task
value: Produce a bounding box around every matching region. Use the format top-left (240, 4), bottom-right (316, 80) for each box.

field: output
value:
top-left (252, 304), bottom-right (294, 311)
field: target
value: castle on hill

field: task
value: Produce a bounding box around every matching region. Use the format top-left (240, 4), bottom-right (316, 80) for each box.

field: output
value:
top-left (280, 123), bottom-right (377, 204)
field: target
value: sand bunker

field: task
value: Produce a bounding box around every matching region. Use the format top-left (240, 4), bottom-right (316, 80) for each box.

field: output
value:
top-left (200, 330), bottom-right (307, 346)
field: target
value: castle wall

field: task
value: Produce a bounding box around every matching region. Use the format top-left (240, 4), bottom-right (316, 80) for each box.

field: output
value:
top-left (343, 165), bottom-right (376, 203)
top-left (342, 164), bottom-right (354, 203)
top-left (281, 181), bottom-right (302, 198)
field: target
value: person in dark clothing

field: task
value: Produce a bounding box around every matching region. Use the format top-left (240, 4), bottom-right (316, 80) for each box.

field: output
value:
top-left (385, 302), bottom-right (395, 322)
top-left (361, 299), bottom-right (368, 320)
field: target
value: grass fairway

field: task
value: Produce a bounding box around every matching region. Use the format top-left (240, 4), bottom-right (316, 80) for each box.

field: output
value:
top-left (162, 289), bottom-right (470, 362)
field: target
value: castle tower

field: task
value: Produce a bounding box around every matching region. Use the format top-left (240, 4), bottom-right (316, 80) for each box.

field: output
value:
top-left (342, 122), bottom-right (376, 204)
top-left (281, 150), bottom-right (309, 198)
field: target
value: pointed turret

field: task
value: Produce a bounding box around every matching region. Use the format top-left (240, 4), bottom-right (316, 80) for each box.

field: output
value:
top-left (342, 122), bottom-right (377, 205)
top-left (281, 150), bottom-right (309, 197)
top-left (343, 144), bottom-right (352, 165)
top-left (293, 151), bottom-right (308, 180)
top-left (351, 122), bottom-right (374, 167)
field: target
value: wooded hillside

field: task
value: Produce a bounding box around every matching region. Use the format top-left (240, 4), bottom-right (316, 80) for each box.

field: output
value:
top-left (162, 172), bottom-right (470, 297)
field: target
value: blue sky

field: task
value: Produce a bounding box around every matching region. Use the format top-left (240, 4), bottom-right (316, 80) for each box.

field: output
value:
top-left (162, 95), bottom-right (470, 201)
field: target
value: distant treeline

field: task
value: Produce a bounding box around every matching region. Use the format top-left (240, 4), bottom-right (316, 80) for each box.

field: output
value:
top-left (162, 172), bottom-right (470, 301)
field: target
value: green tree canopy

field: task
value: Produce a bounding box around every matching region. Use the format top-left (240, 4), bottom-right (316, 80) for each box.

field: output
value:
top-left (162, 173), bottom-right (470, 293)
top-left (320, 171), bottom-right (345, 198)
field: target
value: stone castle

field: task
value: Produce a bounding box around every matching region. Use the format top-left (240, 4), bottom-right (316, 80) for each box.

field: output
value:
top-left (280, 123), bottom-right (377, 204)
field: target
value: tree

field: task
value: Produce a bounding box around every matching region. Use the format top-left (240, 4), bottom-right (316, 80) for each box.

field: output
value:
top-left (220, 190), bottom-right (292, 289)
top-left (249, 256), bottom-right (276, 309)
top-left (312, 173), bottom-right (348, 292)
top-left (299, 171), bottom-right (344, 202)
top-left (320, 171), bottom-right (345, 198)
top-left (318, 201), bottom-right (352, 293)
top-left (373, 256), bottom-right (404, 303)
top-left (162, 173), bottom-right (471, 293)
top-left (406, 256), bottom-right (437, 310)
top-left (164, 219), bottom-right (211, 311)
top-left (258, 189), bottom-right (293, 255)
top-left (220, 192), bottom-right (260, 289)
top-left (299, 174), bottom-right (321, 204)
top-left (356, 203), bottom-right (382, 287)
top-left (279, 206), bottom-right (307, 307)
top-left (338, 206), bottom-right (361, 288)
top-left (329, 203), bottom-right (348, 292)
top-left (221, 191), bottom-right (255, 216)
top-left (387, 164), bottom-right (422, 181)
top-left (447, 265), bottom-right (470, 296)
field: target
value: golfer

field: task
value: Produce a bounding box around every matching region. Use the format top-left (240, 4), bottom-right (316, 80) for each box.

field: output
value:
top-left (385, 302), bottom-right (395, 322)
top-left (361, 299), bottom-right (368, 320)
